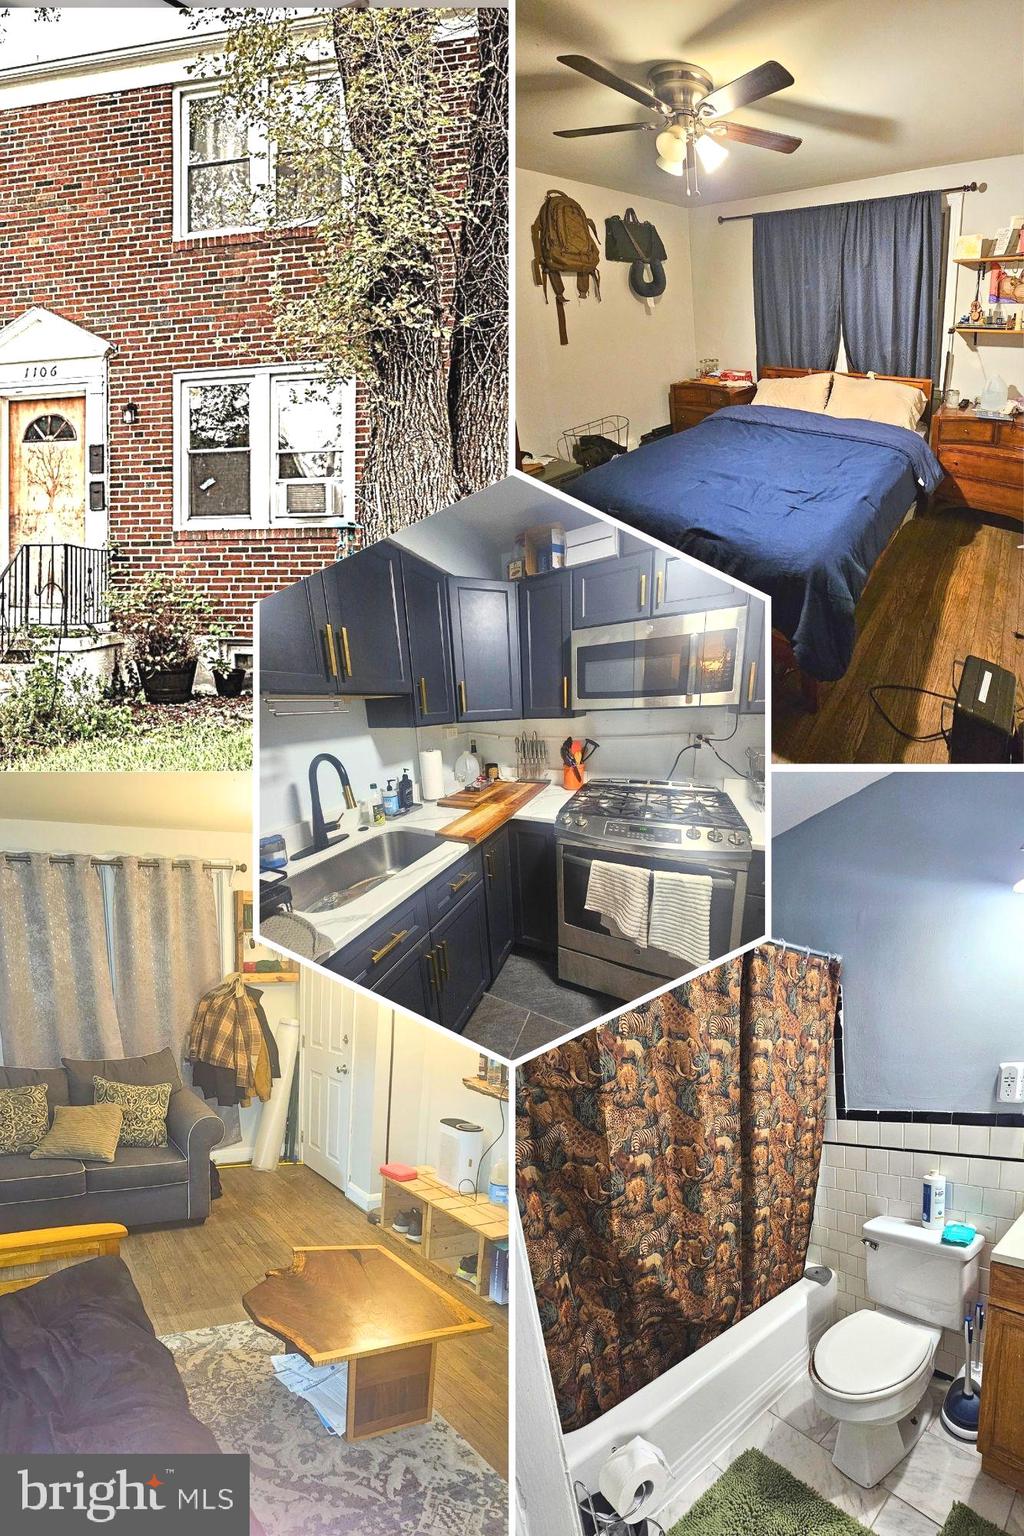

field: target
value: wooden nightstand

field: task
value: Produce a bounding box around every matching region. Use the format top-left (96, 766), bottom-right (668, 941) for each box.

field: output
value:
top-left (670, 377), bottom-right (756, 433)
top-left (929, 405), bottom-right (1023, 517)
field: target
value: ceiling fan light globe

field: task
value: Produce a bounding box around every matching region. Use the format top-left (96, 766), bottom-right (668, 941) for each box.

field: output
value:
top-left (655, 129), bottom-right (686, 163)
top-left (695, 133), bottom-right (729, 171)
top-left (656, 155), bottom-right (684, 176)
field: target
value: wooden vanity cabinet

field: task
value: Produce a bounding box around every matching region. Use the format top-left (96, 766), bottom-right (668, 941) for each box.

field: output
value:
top-left (979, 1258), bottom-right (1024, 1491)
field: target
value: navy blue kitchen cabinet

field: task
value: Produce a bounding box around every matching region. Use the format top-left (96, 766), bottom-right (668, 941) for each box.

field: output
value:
top-left (448, 576), bottom-right (522, 721)
top-left (652, 552), bottom-right (740, 616)
top-left (324, 891), bottom-right (431, 990)
top-left (366, 546), bottom-right (456, 728)
top-left (519, 569), bottom-right (576, 717)
top-left (741, 595), bottom-right (766, 713)
top-left (374, 937), bottom-right (441, 1023)
top-left (431, 883), bottom-right (491, 1033)
top-left (482, 826), bottom-right (515, 977)
top-left (572, 550), bottom-right (654, 627)
top-left (322, 544), bottom-right (411, 696)
top-left (258, 573), bottom-right (333, 695)
top-left (510, 821), bottom-right (558, 954)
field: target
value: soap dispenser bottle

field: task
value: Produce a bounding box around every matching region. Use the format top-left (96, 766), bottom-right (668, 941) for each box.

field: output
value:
top-left (382, 779), bottom-right (400, 818)
top-left (398, 768), bottom-right (414, 810)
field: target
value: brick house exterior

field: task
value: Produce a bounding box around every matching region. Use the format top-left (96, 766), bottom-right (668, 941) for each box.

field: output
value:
top-left (0, 26), bottom-right (473, 657)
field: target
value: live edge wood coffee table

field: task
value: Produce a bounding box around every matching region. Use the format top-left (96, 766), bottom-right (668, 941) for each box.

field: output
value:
top-left (242, 1244), bottom-right (489, 1441)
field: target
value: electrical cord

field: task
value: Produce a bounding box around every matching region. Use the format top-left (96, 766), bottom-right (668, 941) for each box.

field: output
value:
top-left (458, 1093), bottom-right (506, 1203)
top-left (868, 683), bottom-right (954, 743)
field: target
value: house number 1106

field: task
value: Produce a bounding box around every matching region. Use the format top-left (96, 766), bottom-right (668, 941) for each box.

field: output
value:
top-left (23, 364), bottom-right (59, 379)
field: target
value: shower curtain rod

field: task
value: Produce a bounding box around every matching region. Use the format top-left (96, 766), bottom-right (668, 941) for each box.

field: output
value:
top-left (716, 181), bottom-right (980, 223)
top-left (767, 937), bottom-right (842, 963)
top-left (2, 854), bottom-right (247, 873)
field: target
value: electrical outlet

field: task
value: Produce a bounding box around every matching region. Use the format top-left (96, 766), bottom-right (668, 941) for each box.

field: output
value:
top-left (443, 726), bottom-right (459, 740)
top-left (998, 1062), bottom-right (1024, 1102)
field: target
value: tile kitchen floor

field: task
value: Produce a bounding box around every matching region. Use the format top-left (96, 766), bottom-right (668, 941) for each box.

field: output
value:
top-left (658, 1375), bottom-right (1023, 1535)
top-left (464, 951), bottom-right (619, 1059)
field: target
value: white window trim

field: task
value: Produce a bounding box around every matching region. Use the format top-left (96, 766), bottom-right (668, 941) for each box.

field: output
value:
top-left (173, 363), bottom-right (357, 532)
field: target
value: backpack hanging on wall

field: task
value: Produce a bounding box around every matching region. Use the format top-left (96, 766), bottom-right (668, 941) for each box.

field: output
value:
top-left (531, 190), bottom-right (601, 346)
top-left (605, 207), bottom-right (668, 299)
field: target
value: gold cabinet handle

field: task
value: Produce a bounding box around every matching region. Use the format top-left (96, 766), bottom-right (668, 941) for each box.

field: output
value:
top-left (419, 676), bottom-right (428, 714)
top-left (370, 928), bottom-right (409, 965)
top-left (437, 940), bottom-right (449, 981)
top-left (485, 852), bottom-right (493, 880)
top-left (323, 624), bottom-right (339, 678)
top-left (747, 661), bottom-right (757, 703)
top-left (655, 569), bottom-right (664, 608)
top-left (339, 626), bottom-right (352, 678)
top-left (639, 570), bottom-right (647, 610)
top-left (563, 674), bottom-right (569, 709)
top-left (458, 679), bottom-right (467, 714)
top-left (426, 947), bottom-right (440, 991)
top-left (449, 871), bottom-right (472, 895)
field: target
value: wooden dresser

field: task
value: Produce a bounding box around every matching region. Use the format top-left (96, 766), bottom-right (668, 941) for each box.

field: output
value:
top-left (670, 377), bottom-right (756, 433)
top-left (978, 1219), bottom-right (1024, 1492)
top-left (929, 405), bottom-right (1023, 517)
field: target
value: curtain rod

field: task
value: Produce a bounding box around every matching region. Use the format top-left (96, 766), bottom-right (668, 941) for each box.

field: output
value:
top-left (2, 854), bottom-right (246, 873)
top-left (767, 937), bottom-right (842, 963)
top-left (717, 181), bottom-right (980, 224)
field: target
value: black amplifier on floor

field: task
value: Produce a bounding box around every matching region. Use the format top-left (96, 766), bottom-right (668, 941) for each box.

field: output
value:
top-left (948, 656), bottom-right (1017, 762)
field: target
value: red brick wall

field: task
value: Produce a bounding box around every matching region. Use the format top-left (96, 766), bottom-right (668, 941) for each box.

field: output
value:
top-left (0, 39), bottom-right (475, 633)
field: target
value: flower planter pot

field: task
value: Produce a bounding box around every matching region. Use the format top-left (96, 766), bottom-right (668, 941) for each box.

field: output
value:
top-left (138, 659), bottom-right (198, 704)
top-left (213, 666), bottom-right (246, 698)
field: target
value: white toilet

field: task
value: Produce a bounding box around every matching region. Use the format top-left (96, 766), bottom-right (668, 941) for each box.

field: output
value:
top-left (809, 1215), bottom-right (984, 1488)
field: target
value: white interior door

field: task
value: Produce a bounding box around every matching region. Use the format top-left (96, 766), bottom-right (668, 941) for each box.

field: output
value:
top-left (300, 968), bottom-right (353, 1190)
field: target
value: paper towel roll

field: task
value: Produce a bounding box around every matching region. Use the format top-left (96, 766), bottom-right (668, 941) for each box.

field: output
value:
top-left (419, 748), bottom-right (444, 802)
top-left (597, 1436), bottom-right (670, 1521)
top-left (252, 1019), bottom-right (299, 1171)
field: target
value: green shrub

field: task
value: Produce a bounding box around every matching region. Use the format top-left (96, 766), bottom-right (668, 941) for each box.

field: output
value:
top-left (0, 656), bottom-right (131, 766)
top-left (107, 573), bottom-right (213, 676)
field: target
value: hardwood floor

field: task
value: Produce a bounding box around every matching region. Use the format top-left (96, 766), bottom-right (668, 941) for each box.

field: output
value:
top-left (120, 1163), bottom-right (508, 1478)
top-left (773, 505), bottom-right (1023, 763)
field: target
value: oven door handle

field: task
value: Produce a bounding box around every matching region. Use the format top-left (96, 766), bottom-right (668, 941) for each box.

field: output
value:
top-left (560, 849), bottom-right (738, 888)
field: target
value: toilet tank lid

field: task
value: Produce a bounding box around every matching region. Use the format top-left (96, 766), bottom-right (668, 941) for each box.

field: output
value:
top-left (863, 1215), bottom-right (984, 1262)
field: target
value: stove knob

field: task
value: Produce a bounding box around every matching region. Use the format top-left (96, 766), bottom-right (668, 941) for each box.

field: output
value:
top-left (685, 826), bottom-right (701, 840)
top-left (728, 832), bottom-right (744, 846)
top-left (707, 829), bottom-right (723, 843)
top-left (576, 816), bottom-right (588, 828)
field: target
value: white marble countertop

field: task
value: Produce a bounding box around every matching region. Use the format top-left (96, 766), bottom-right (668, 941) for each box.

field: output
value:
top-left (992, 1208), bottom-right (1024, 1271)
top-left (724, 776), bottom-right (766, 852)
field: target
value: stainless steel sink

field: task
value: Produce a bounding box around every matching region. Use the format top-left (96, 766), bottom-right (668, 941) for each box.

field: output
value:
top-left (288, 828), bottom-right (443, 914)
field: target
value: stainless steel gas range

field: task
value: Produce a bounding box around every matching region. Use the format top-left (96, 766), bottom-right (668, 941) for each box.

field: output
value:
top-left (554, 778), bottom-right (752, 1000)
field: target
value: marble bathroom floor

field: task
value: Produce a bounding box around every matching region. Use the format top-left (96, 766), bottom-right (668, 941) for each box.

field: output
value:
top-left (656, 1375), bottom-right (1023, 1535)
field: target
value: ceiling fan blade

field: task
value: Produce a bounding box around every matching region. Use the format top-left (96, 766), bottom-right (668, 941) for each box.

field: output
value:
top-left (700, 59), bottom-right (794, 117)
top-left (556, 54), bottom-right (666, 114)
top-left (717, 119), bottom-right (802, 153)
top-left (554, 122), bottom-right (653, 138)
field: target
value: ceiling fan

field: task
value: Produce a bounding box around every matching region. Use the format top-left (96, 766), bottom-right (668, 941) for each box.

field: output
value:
top-left (554, 55), bottom-right (802, 195)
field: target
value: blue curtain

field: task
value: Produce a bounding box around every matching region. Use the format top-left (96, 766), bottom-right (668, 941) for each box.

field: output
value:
top-left (840, 191), bottom-right (943, 380)
top-left (753, 204), bottom-right (847, 373)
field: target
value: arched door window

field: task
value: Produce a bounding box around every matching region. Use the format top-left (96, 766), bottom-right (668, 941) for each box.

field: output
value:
top-left (22, 414), bottom-right (78, 443)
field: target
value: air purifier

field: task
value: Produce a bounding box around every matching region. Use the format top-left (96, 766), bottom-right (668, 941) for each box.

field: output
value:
top-left (437, 1117), bottom-right (484, 1193)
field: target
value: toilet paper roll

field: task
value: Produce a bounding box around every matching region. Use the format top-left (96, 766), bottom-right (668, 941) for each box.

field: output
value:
top-left (419, 748), bottom-right (444, 802)
top-left (597, 1436), bottom-right (670, 1521)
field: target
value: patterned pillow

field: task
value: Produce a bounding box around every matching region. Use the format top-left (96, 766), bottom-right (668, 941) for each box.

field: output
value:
top-left (93, 1076), bottom-right (172, 1148)
top-left (0, 1083), bottom-right (49, 1154)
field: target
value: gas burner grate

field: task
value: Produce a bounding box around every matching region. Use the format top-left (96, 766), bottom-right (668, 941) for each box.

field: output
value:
top-left (569, 780), bottom-right (748, 830)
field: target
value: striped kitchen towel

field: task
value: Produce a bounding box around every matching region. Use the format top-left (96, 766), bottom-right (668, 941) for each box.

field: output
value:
top-left (584, 860), bottom-right (651, 945)
top-left (648, 870), bottom-right (713, 963)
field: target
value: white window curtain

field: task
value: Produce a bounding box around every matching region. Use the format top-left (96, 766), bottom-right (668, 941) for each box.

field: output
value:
top-left (0, 853), bottom-right (123, 1066)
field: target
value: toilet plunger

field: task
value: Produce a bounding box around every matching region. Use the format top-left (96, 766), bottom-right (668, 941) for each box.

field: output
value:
top-left (940, 1303), bottom-right (984, 1442)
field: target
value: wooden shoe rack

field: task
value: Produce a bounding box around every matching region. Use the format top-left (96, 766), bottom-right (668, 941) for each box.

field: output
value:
top-left (380, 1166), bottom-right (508, 1302)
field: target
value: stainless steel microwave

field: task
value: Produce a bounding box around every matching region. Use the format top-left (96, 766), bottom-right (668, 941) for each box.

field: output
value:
top-left (572, 608), bottom-right (748, 710)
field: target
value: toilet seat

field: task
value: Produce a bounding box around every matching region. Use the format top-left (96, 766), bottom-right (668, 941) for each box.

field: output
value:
top-left (813, 1310), bottom-right (933, 1399)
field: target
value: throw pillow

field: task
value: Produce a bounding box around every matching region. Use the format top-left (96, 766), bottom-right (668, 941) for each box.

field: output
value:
top-left (0, 1083), bottom-right (49, 1154)
top-left (751, 372), bottom-right (832, 412)
top-left (824, 372), bottom-right (927, 430)
top-left (31, 1103), bottom-right (124, 1163)
top-left (62, 1048), bottom-right (182, 1106)
top-left (93, 1076), bottom-right (172, 1148)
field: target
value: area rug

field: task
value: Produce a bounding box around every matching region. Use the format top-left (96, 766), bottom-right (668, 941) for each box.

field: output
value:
top-left (668, 1450), bottom-right (872, 1535)
top-left (161, 1320), bottom-right (506, 1536)
top-left (939, 1504), bottom-right (1006, 1536)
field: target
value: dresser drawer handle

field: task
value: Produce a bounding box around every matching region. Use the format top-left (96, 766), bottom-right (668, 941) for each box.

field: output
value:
top-left (449, 872), bottom-right (473, 895)
top-left (370, 929), bottom-right (409, 965)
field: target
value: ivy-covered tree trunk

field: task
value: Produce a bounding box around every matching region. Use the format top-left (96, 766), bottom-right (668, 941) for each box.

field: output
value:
top-left (448, 7), bottom-right (509, 495)
top-left (330, 9), bottom-right (460, 542)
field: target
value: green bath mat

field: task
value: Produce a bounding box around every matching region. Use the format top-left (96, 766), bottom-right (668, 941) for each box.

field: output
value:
top-left (939, 1504), bottom-right (1006, 1536)
top-left (668, 1449), bottom-right (872, 1536)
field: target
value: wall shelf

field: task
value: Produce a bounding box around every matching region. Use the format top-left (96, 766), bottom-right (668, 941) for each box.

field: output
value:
top-left (950, 326), bottom-right (1022, 337)
top-left (463, 1075), bottom-right (509, 1103)
top-left (954, 255), bottom-right (1024, 268)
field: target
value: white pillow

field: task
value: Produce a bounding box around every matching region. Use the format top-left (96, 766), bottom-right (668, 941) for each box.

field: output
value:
top-left (824, 372), bottom-right (927, 430)
top-left (751, 372), bottom-right (832, 412)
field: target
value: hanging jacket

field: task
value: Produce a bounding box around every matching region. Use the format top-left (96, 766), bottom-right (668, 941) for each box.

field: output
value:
top-left (188, 974), bottom-right (275, 1107)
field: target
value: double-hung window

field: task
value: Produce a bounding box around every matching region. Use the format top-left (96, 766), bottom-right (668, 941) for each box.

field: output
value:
top-left (176, 368), bottom-right (355, 530)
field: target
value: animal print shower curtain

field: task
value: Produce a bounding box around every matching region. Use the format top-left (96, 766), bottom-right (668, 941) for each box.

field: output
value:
top-left (516, 944), bottom-right (841, 1433)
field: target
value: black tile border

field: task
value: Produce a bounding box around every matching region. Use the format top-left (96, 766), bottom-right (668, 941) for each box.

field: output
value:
top-left (833, 996), bottom-right (1024, 1129)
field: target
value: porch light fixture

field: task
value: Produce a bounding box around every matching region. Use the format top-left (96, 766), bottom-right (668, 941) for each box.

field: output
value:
top-left (121, 402), bottom-right (140, 426)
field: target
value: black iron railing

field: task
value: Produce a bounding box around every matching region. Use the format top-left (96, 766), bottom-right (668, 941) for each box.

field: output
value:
top-left (0, 543), bottom-right (110, 660)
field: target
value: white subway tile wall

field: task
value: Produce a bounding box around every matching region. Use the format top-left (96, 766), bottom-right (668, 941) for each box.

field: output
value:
top-left (811, 1071), bottom-right (1024, 1379)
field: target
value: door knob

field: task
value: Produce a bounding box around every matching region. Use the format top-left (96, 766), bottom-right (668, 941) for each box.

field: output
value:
top-left (335, 1064), bottom-right (349, 1074)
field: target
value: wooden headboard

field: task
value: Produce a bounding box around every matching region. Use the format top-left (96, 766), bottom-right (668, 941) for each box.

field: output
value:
top-left (760, 365), bottom-right (933, 406)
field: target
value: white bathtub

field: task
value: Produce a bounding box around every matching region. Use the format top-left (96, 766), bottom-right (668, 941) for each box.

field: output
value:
top-left (564, 1268), bottom-right (838, 1518)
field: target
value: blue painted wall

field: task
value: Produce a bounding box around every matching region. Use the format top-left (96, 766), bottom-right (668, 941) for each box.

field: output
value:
top-left (772, 773), bottom-right (1024, 1114)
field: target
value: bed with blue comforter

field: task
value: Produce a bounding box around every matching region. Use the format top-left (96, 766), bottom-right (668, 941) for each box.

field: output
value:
top-left (570, 404), bottom-right (944, 682)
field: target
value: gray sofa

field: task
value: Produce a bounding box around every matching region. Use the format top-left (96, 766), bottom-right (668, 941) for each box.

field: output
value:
top-left (0, 1048), bottom-right (224, 1235)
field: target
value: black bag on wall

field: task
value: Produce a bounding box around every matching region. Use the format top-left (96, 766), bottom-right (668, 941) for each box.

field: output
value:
top-left (605, 208), bottom-right (668, 298)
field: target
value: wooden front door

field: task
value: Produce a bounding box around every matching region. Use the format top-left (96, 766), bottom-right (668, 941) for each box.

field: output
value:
top-left (8, 396), bottom-right (86, 552)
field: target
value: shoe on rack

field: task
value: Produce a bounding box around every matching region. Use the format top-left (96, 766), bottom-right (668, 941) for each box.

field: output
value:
top-left (392, 1209), bottom-right (412, 1234)
top-left (406, 1209), bottom-right (423, 1243)
top-left (456, 1253), bottom-right (478, 1282)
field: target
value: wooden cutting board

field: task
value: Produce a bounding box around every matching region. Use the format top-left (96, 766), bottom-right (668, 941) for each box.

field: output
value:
top-left (437, 780), bottom-right (548, 844)
top-left (437, 779), bottom-right (509, 809)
